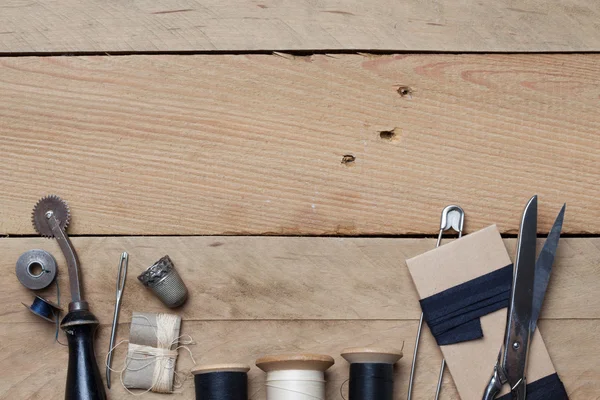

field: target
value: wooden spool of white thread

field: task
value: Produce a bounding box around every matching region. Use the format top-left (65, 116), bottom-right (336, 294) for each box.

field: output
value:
top-left (256, 354), bottom-right (335, 400)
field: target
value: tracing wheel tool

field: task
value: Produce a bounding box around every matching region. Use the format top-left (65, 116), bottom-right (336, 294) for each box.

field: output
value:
top-left (32, 195), bottom-right (106, 400)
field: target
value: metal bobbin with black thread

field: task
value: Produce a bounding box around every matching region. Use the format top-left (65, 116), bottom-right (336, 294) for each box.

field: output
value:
top-left (138, 255), bottom-right (188, 308)
top-left (16, 249), bottom-right (58, 290)
top-left (341, 347), bottom-right (403, 400)
top-left (23, 295), bottom-right (62, 323)
top-left (192, 364), bottom-right (250, 400)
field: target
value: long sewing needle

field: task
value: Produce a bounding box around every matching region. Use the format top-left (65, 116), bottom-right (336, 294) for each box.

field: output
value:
top-left (106, 252), bottom-right (128, 389)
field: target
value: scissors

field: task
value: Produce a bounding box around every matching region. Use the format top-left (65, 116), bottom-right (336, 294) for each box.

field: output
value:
top-left (482, 195), bottom-right (565, 399)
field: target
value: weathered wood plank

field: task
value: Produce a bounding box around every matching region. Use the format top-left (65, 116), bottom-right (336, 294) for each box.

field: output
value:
top-left (1, 54), bottom-right (599, 235)
top-left (3, 237), bottom-right (598, 324)
top-left (1, 1), bottom-right (600, 53)
top-left (0, 319), bottom-right (597, 399)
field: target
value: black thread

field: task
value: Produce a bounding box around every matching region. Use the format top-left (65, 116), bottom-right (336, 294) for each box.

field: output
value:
top-left (419, 264), bottom-right (513, 345)
top-left (194, 371), bottom-right (247, 400)
top-left (348, 363), bottom-right (394, 400)
top-left (30, 296), bottom-right (57, 320)
top-left (497, 373), bottom-right (569, 400)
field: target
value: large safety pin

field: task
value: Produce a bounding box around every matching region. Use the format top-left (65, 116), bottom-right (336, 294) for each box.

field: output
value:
top-left (407, 205), bottom-right (465, 400)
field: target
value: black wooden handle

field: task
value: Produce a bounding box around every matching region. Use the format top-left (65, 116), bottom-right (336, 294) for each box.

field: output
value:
top-left (61, 309), bottom-right (107, 400)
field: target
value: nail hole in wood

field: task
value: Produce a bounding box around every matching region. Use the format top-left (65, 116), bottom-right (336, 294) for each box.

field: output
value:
top-left (379, 130), bottom-right (396, 140)
top-left (341, 155), bottom-right (356, 164)
top-left (397, 86), bottom-right (412, 98)
top-left (379, 127), bottom-right (401, 142)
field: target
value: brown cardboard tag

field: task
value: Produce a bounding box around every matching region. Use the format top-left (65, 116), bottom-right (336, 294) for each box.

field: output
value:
top-left (406, 225), bottom-right (555, 399)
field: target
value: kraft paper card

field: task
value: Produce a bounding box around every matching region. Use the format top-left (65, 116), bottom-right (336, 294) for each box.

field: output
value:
top-left (407, 225), bottom-right (555, 399)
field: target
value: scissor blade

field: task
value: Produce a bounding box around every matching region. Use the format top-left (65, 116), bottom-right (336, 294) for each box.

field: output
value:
top-left (501, 195), bottom-right (538, 389)
top-left (530, 204), bottom-right (565, 333)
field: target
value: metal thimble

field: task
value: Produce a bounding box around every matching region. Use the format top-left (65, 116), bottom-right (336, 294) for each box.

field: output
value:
top-left (137, 255), bottom-right (188, 308)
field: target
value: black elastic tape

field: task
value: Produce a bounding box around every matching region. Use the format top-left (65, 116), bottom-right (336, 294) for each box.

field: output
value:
top-left (419, 264), bottom-right (513, 345)
top-left (497, 373), bottom-right (569, 400)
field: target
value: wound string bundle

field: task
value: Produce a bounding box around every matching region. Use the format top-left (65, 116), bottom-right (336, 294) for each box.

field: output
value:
top-left (193, 364), bottom-right (249, 400)
top-left (256, 354), bottom-right (335, 400)
top-left (341, 348), bottom-right (403, 400)
top-left (106, 312), bottom-right (196, 395)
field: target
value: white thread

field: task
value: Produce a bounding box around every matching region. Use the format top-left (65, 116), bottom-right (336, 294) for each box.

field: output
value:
top-left (265, 370), bottom-right (326, 400)
top-left (155, 313), bottom-right (177, 348)
top-left (105, 339), bottom-right (130, 372)
top-left (104, 314), bottom-right (197, 395)
top-left (150, 313), bottom-right (179, 393)
top-left (129, 343), bottom-right (178, 358)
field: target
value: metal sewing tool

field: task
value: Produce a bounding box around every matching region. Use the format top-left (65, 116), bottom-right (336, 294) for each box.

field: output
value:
top-left (138, 255), bottom-right (188, 308)
top-left (32, 195), bottom-right (106, 400)
top-left (16, 249), bottom-right (58, 290)
top-left (482, 196), bottom-right (565, 399)
top-left (408, 205), bottom-right (465, 400)
top-left (106, 251), bottom-right (128, 389)
top-left (23, 294), bottom-right (62, 323)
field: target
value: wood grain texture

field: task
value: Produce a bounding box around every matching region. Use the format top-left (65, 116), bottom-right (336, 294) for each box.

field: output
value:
top-left (1, 54), bottom-right (599, 235)
top-left (2, 236), bottom-right (597, 398)
top-left (3, 237), bottom-right (599, 324)
top-left (0, 319), bottom-right (597, 399)
top-left (1, 1), bottom-right (600, 53)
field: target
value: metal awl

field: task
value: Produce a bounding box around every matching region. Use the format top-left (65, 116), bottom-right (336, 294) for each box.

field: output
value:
top-left (106, 252), bottom-right (128, 389)
top-left (408, 205), bottom-right (465, 400)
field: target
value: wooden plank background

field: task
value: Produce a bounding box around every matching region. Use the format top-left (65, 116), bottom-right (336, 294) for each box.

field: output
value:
top-left (3, 237), bottom-right (599, 324)
top-left (2, 319), bottom-right (598, 399)
top-left (2, 2), bottom-right (599, 399)
top-left (1, 0), bottom-right (600, 52)
top-left (2, 237), bottom-right (599, 399)
top-left (1, 54), bottom-right (599, 236)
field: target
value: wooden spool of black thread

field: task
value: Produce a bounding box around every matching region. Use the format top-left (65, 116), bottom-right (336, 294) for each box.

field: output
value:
top-left (192, 364), bottom-right (250, 400)
top-left (341, 347), bottom-right (403, 400)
